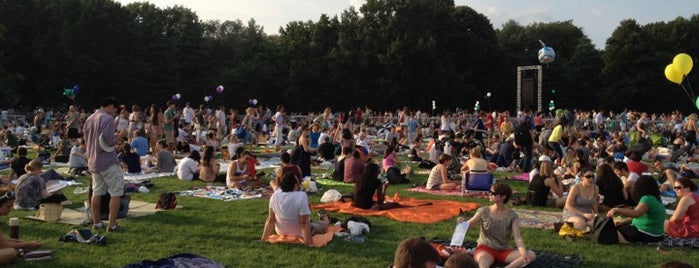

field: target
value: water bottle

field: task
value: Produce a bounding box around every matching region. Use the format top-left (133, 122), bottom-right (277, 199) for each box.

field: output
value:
top-left (9, 217), bottom-right (19, 239)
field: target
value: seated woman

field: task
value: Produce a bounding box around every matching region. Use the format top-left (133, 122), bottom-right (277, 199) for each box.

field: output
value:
top-left (0, 190), bottom-right (43, 265)
top-left (271, 152), bottom-right (302, 191)
top-left (596, 163), bottom-right (627, 213)
top-left (118, 144), bottom-right (142, 174)
top-left (407, 137), bottom-right (424, 162)
top-left (199, 146), bottom-right (224, 183)
top-left (353, 162), bottom-right (399, 210)
top-left (462, 183), bottom-right (536, 268)
top-left (526, 158), bottom-right (565, 208)
top-left (607, 175), bottom-right (665, 243)
top-left (562, 167), bottom-right (599, 230)
top-left (13, 159), bottom-right (65, 210)
top-left (426, 154), bottom-right (460, 190)
top-left (665, 178), bottom-right (699, 238)
top-left (68, 139), bottom-right (89, 176)
top-left (226, 151), bottom-right (259, 188)
top-left (461, 146), bottom-right (489, 174)
top-left (382, 146), bottom-right (409, 184)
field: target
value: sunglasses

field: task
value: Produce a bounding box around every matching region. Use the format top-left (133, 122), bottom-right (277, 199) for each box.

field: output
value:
top-left (0, 191), bottom-right (14, 201)
top-left (674, 185), bottom-right (685, 190)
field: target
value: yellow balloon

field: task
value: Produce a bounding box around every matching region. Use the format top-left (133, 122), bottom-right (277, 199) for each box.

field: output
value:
top-left (665, 64), bottom-right (683, 84)
top-left (673, 53), bottom-right (694, 75)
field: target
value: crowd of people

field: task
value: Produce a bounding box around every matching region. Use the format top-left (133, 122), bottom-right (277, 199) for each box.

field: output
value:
top-left (2, 101), bottom-right (699, 266)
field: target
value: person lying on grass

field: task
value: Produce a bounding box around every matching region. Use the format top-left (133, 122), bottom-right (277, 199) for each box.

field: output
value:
top-left (459, 183), bottom-right (536, 268)
top-left (0, 190), bottom-right (43, 265)
top-left (261, 173), bottom-right (329, 247)
top-left (353, 162), bottom-right (399, 210)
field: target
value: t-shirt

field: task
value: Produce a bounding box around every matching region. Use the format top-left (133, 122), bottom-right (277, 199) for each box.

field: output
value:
top-left (131, 137), bottom-right (149, 157)
top-left (548, 125), bottom-right (564, 143)
top-left (14, 174), bottom-right (45, 209)
top-left (632, 195), bottom-right (665, 236)
top-left (343, 157), bottom-right (364, 183)
top-left (176, 157), bottom-right (199, 181)
top-left (68, 145), bottom-right (87, 168)
top-left (119, 152), bottom-right (142, 174)
top-left (476, 206), bottom-right (519, 250)
top-left (354, 174), bottom-right (381, 209)
top-left (269, 191), bottom-right (311, 238)
top-left (10, 156), bottom-right (31, 178)
top-left (156, 150), bottom-right (176, 173)
top-left (317, 142), bottom-right (336, 161)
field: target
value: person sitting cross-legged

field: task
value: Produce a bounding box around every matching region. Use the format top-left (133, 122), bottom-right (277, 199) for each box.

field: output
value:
top-left (260, 173), bottom-right (329, 247)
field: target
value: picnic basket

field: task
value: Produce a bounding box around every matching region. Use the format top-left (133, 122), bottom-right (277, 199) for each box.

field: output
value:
top-left (36, 203), bottom-right (63, 222)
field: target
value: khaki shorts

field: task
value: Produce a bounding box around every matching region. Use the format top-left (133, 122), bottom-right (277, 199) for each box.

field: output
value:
top-left (164, 130), bottom-right (175, 143)
top-left (92, 164), bottom-right (125, 196)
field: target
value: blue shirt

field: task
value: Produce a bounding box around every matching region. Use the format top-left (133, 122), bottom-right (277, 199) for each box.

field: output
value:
top-left (131, 136), bottom-right (149, 156)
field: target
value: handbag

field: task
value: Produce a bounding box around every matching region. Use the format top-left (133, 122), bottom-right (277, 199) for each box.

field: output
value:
top-left (590, 215), bottom-right (619, 244)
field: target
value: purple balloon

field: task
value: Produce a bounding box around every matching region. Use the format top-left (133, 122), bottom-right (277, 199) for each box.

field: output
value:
top-left (216, 85), bottom-right (224, 94)
top-left (248, 99), bottom-right (253, 105)
top-left (172, 95), bottom-right (178, 101)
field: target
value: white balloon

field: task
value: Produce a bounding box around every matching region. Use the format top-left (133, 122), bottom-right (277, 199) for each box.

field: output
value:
top-left (204, 96), bottom-right (210, 102)
top-left (486, 92), bottom-right (492, 97)
top-left (253, 99), bottom-right (258, 105)
top-left (175, 93), bottom-right (181, 99)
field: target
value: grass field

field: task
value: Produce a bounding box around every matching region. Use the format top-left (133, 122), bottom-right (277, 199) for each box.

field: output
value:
top-left (3, 150), bottom-right (699, 268)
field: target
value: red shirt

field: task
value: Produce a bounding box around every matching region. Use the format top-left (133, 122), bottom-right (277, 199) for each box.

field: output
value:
top-left (626, 160), bottom-right (648, 175)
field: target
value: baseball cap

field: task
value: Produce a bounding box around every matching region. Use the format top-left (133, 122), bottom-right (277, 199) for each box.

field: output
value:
top-left (538, 155), bottom-right (552, 162)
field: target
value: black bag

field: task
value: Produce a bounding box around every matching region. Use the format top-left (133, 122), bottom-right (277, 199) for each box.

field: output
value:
top-left (156, 192), bottom-right (177, 210)
top-left (591, 215), bottom-right (618, 244)
top-left (514, 118), bottom-right (532, 146)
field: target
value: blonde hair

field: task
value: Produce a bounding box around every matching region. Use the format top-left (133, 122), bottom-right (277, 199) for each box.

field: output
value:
top-left (24, 159), bottom-right (43, 173)
top-left (470, 146), bottom-right (482, 158)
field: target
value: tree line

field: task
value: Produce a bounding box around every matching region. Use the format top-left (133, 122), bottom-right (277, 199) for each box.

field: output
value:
top-left (0, 0), bottom-right (697, 113)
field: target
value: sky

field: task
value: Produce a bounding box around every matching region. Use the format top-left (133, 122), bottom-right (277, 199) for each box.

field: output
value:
top-left (114, 0), bottom-right (698, 49)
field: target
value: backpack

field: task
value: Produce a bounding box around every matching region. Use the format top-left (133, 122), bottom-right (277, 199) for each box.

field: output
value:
top-left (156, 192), bottom-right (177, 210)
top-left (591, 215), bottom-right (618, 244)
top-left (514, 118), bottom-right (532, 146)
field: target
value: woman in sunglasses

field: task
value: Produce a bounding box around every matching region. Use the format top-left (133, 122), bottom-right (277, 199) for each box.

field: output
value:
top-left (460, 183), bottom-right (536, 267)
top-left (664, 178), bottom-right (699, 238)
top-left (562, 167), bottom-right (599, 230)
top-left (0, 190), bottom-right (43, 265)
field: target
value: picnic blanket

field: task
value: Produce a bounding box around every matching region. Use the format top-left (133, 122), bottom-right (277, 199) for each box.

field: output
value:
top-left (435, 239), bottom-right (583, 268)
top-left (653, 235), bottom-right (699, 248)
top-left (509, 172), bottom-right (530, 182)
top-left (266, 225), bottom-right (343, 247)
top-left (181, 186), bottom-right (271, 201)
top-left (124, 172), bottom-right (174, 183)
top-left (123, 253), bottom-right (225, 268)
top-left (25, 200), bottom-right (163, 225)
top-left (511, 208), bottom-right (562, 230)
top-left (313, 194), bottom-right (480, 224)
top-left (218, 157), bottom-right (281, 173)
top-left (315, 178), bottom-right (353, 187)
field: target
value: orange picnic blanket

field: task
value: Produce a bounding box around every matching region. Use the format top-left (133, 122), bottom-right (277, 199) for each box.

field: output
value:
top-left (313, 194), bottom-right (480, 224)
top-left (266, 226), bottom-right (343, 247)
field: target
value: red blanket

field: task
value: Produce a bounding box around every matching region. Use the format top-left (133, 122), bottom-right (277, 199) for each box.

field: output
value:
top-left (313, 194), bottom-right (480, 224)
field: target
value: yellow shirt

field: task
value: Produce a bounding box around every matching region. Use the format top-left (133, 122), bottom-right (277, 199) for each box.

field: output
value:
top-left (548, 125), bottom-right (563, 143)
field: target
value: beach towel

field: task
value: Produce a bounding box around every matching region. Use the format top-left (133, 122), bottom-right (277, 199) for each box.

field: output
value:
top-left (180, 186), bottom-right (271, 201)
top-left (405, 186), bottom-right (490, 198)
top-left (266, 225), bottom-right (342, 247)
top-left (509, 172), bottom-right (530, 181)
top-left (123, 253), bottom-right (225, 268)
top-left (25, 200), bottom-right (165, 225)
top-left (313, 194), bottom-right (480, 224)
top-left (511, 208), bottom-right (563, 230)
top-left (124, 172), bottom-right (175, 183)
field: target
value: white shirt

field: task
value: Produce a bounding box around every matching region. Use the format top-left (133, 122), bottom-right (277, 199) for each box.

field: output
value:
top-left (183, 107), bottom-right (195, 123)
top-left (177, 128), bottom-right (187, 142)
top-left (269, 191), bottom-right (311, 238)
top-left (176, 157), bottom-right (199, 181)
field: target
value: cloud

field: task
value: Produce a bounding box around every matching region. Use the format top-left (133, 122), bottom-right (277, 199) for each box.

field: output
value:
top-left (590, 8), bottom-right (603, 17)
top-left (349, 0), bottom-right (365, 10)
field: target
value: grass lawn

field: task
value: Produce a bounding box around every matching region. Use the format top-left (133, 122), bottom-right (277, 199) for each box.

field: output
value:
top-left (3, 151), bottom-right (698, 267)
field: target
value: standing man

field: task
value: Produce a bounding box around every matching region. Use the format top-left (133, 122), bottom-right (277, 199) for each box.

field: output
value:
top-left (83, 97), bottom-right (125, 232)
top-left (182, 102), bottom-right (194, 127)
top-left (273, 105), bottom-right (286, 152)
top-left (163, 101), bottom-right (178, 152)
